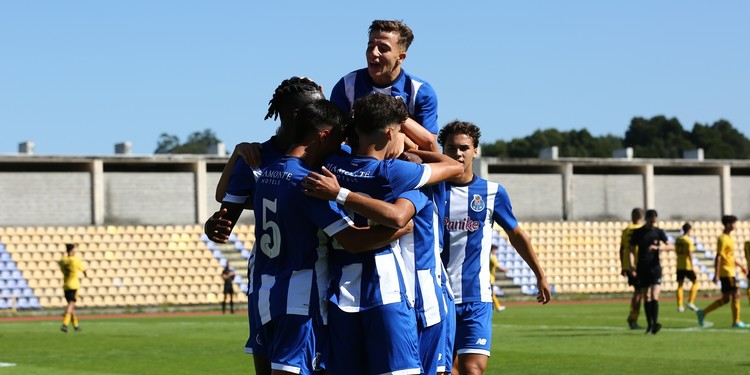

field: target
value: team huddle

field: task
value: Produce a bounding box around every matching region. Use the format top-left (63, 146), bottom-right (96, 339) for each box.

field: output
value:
top-left (204, 20), bottom-right (550, 375)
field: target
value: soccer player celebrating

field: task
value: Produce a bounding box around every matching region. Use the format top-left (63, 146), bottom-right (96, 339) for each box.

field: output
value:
top-left (439, 121), bottom-right (551, 375)
top-left (303, 93), bottom-right (462, 375)
top-left (620, 208), bottom-right (644, 329)
top-left (675, 223), bottom-right (699, 312)
top-left (696, 215), bottom-right (749, 328)
top-left (628, 209), bottom-right (671, 334)
top-left (249, 99), bottom-right (415, 375)
top-left (58, 243), bottom-right (87, 333)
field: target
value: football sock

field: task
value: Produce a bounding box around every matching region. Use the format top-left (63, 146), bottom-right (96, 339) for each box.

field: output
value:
top-left (652, 300), bottom-right (659, 324)
top-left (63, 313), bottom-right (71, 326)
top-left (222, 302), bottom-right (226, 314)
top-left (230, 301), bottom-right (234, 314)
top-left (688, 282), bottom-right (699, 305)
top-left (676, 284), bottom-right (684, 308)
top-left (703, 299), bottom-right (724, 315)
top-left (644, 301), bottom-right (653, 328)
top-left (732, 298), bottom-right (740, 324)
top-left (72, 314), bottom-right (79, 328)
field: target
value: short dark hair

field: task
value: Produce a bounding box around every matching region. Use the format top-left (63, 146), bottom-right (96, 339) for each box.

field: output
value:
top-left (265, 76), bottom-right (324, 121)
top-left (631, 208), bottom-right (644, 221)
top-left (438, 120), bottom-right (481, 148)
top-left (645, 209), bottom-right (658, 219)
top-left (291, 100), bottom-right (346, 144)
top-left (369, 20), bottom-right (414, 51)
top-left (682, 222), bottom-right (692, 233)
top-left (722, 215), bottom-right (738, 226)
top-left (351, 93), bottom-right (408, 136)
top-left (65, 243), bottom-right (76, 253)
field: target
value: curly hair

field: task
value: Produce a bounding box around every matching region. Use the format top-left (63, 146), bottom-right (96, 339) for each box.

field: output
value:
top-left (265, 77), bottom-right (324, 121)
top-left (369, 20), bottom-right (414, 51)
top-left (437, 120), bottom-right (481, 148)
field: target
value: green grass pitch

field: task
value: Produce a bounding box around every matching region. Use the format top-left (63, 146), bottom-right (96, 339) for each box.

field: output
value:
top-left (1, 300), bottom-right (748, 374)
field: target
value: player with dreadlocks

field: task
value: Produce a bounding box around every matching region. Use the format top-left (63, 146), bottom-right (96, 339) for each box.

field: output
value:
top-left (203, 76), bottom-right (324, 375)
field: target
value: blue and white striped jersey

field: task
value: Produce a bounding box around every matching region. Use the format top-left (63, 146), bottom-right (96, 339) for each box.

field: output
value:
top-left (251, 157), bottom-right (353, 327)
top-left (223, 138), bottom-right (285, 205)
top-left (323, 154), bottom-right (432, 312)
top-left (398, 186), bottom-right (447, 329)
top-left (330, 68), bottom-right (439, 134)
top-left (441, 176), bottom-right (518, 304)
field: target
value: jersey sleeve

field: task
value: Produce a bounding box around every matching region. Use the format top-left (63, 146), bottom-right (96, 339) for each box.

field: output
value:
top-left (397, 189), bottom-right (429, 213)
top-left (491, 184), bottom-right (518, 231)
top-left (329, 77), bottom-right (351, 114)
top-left (659, 229), bottom-right (668, 243)
top-left (223, 158), bottom-right (259, 204)
top-left (718, 236), bottom-right (729, 258)
top-left (304, 196), bottom-right (353, 238)
top-left (386, 159), bottom-right (431, 194)
top-left (413, 81), bottom-right (438, 134)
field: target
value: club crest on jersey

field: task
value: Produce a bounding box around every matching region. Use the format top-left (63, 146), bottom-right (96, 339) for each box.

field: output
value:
top-left (470, 194), bottom-right (485, 212)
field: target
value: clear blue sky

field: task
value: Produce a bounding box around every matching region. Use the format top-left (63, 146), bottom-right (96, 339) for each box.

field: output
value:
top-left (1, 1), bottom-right (748, 155)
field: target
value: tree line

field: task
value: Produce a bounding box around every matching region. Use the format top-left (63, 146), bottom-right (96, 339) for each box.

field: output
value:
top-left (481, 116), bottom-right (750, 159)
top-left (155, 116), bottom-right (750, 160)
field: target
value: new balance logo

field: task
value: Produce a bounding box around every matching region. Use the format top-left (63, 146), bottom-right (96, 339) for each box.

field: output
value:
top-left (475, 338), bottom-right (487, 345)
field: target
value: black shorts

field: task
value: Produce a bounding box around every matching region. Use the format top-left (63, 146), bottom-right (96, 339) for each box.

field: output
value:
top-left (637, 267), bottom-right (662, 287)
top-left (223, 283), bottom-right (234, 294)
top-left (676, 270), bottom-right (697, 283)
top-left (63, 289), bottom-right (78, 303)
top-left (720, 277), bottom-right (738, 294)
top-left (627, 273), bottom-right (640, 289)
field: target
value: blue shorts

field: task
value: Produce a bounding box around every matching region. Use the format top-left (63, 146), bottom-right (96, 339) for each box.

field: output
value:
top-left (454, 302), bottom-right (492, 357)
top-left (257, 315), bottom-right (316, 375)
top-left (441, 287), bottom-right (456, 374)
top-left (244, 293), bottom-right (262, 355)
top-left (328, 300), bottom-right (421, 375)
top-left (419, 320), bottom-right (445, 375)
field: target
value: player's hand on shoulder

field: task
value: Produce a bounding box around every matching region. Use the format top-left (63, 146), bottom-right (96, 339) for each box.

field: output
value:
top-left (302, 167), bottom-right (340, 201)
top-left (235, 142), bottom-right (262, 169)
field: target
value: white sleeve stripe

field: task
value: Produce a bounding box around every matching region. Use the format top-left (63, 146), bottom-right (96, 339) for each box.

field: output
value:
top-left (323, 217), bottom-right (353, 237)
top-left (415, 164), bottom-right (432, 189)
top-left (223, 193), bottom-right (249, 204)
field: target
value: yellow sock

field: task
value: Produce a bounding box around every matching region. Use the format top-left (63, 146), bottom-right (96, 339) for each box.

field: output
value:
top-left (676, 284), bottom-right (684, 307)
top-left (746, 288), bottom-right (750, 304)
top-left (72, 314), bottom-right (79, 328)
top-left (688, 282), bottom-right (699, 304)
top-left (704, 299), bottom-right (725, 315)
top-left (732, 299), bottom-right (740, 324)
top-left (492, 295), bottom-right (502, 310)
top-left (63, 313), bottom-right (71, 326)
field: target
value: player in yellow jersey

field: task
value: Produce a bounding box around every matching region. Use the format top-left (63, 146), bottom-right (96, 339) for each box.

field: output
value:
top-left (696, 215), bottom-right (749, 328)
top-left (745, 240), bottom-right (750, 305)
top-left (58, 243), bottom-right (87, 333)
top-left (489, 242), bottom-right (509, 312)
top-left (675, 223), bottom-right (699, 312)
top-left (621, 208), bottom-right (644, 329)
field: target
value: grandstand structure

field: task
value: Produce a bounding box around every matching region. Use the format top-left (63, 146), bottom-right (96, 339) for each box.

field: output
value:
top-left (1, 153), bottom-right (750, 309)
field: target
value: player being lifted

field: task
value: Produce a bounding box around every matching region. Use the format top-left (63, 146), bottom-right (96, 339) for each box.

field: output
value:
top-left (439, 120), bottom-right (550, 375)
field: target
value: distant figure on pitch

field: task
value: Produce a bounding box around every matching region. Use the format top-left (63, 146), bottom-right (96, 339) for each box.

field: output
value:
top-left (675, 223), bottom-right (699, 312)
top-left (628, 209), bottom-right (671, 334)
top-left (620, 208), bottom-right (644, 329)
top-left (744, 240), bottom-right (750, 305)
top-left (221, 265), bottom-right (236, 314)
top-left (696, 215), bottom-right (749, 328)
top-left (58, 243), bottom-right (87, 333)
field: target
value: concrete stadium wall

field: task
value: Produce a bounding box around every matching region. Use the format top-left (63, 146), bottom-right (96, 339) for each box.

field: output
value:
top-left (2, 156), bottom-right (749, 226)
top-left (654, 175), bottom-right (721, 220)
top-left (731, 176), bottom-right (750, 218)
top-left (105, 172), bottom-right (195, 224)
top-left (488, 173), bottom-right (563, 220)
top-left (0, 172), bottom-right (92, 226)
top-left (571, 175), bottom-right (643, 221)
